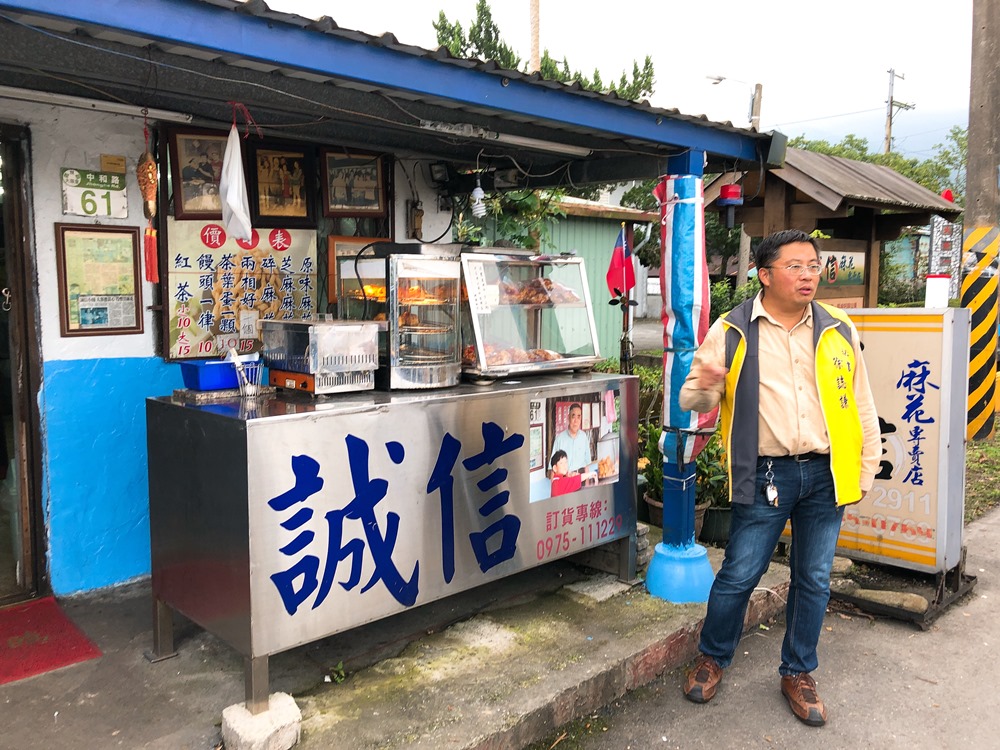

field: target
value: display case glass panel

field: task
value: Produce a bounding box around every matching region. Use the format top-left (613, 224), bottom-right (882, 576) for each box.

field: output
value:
top-left (338, 248), bottom-right (461, 388)
top-left (461, 250), bottom-right (600, 378)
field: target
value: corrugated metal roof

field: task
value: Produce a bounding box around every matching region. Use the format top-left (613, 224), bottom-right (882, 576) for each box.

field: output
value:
top-left (780, 148), bottom-right (960, 214)
top-left (0, 0), bottom-right (780, 183)
top-left (705, 147), bottom-right (961, 219)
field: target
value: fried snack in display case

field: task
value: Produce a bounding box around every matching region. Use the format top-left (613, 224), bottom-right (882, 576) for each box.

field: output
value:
top-left (338, 244), bottom-right (461, 389)
top-left (460, 249), bottom-right (600, 379)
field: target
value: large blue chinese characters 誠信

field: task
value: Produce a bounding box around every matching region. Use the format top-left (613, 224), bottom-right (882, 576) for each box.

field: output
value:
top-left (267, 422), bottom-right (525, 616)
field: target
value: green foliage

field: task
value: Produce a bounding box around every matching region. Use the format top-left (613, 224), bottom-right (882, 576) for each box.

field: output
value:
top-left (709, 276), bottom-right (760, 323)
top-left (932, 125), bottom-right (968, 208)
top-left (622, 180), bottom-right (741, 272)
top-left (538, 51), bottom-right (655, 101)
top-left (877, 243), bottom-right (925, 306)
top-left (638, 421), bottom-right (663, 502)
top-left (484, 189), bottom-right (566, 249)
top-left (434, 1), bottom-right (652, 244)
top-left (705, 210), bottom-right (741, 269)
top-left (695, 432), bottom-right (729, 507)
top-left (433, 1), bottom-right (520, 69)
top-left (434, 1), bottom-right (653, 102)
top-left (329, 661), bottom-right (346, 684)
top-left (787, 130), bottom-right (967, 206)
top-left (594, 359), bottom-right (661, 392)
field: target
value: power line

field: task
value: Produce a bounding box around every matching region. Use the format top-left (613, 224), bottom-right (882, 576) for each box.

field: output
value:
top-left (775, 107), bottom-right (883, 127)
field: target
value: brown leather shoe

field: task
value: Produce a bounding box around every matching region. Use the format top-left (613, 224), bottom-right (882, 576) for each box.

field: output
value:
top-left (683, 654), bottom-right (722, 703)
top-left (781, 673), bottom-right (827, 726)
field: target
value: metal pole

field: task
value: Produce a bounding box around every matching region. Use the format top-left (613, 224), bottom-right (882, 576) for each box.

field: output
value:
top-left (736, 83), bottom-right (762, 284)
top-left (529, 0), bottom-right (540, 73)
top-left (962, 0), bottom-right (1000, 440)
top-left (884, 68), bottom-right (896, 154)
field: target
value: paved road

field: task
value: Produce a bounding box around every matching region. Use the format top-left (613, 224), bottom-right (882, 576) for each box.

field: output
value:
top-left (630, 316), bottom-right (663, 356)
top-left (544, 507), bottom-right (1000, 750)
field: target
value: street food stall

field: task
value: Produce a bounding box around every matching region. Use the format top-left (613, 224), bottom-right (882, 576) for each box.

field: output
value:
top-left (147, 247), bottom-right (638, 713)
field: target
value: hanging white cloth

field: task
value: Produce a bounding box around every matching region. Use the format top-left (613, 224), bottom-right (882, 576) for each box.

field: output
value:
top-left (219, 124), bottom-right (252, 240)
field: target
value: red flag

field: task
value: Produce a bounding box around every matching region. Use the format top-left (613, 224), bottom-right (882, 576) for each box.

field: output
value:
top-left (605, 226), bottom-right (635, 297)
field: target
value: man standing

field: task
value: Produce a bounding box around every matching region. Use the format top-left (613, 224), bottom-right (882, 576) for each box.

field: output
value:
top-left (679, 229), bottom-right (879, 727)
top-left (551, 402), bottom-right (594, 473)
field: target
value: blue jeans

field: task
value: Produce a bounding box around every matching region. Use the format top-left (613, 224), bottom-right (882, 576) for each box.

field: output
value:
top-left (698, 454), bottom-right (845, 676)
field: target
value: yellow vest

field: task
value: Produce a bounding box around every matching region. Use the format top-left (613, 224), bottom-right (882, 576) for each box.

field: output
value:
top-left (718, 300), bottom-right (864, 506)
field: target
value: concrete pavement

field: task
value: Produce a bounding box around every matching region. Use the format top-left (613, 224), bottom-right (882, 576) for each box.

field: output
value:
top-left (0, 526), bottom-right (791, 750)
top-left (535, 506), bottom-right (1000, 749)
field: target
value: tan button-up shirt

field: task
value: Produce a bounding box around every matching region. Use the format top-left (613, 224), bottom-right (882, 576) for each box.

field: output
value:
top-left (679, 295), bottom-right (881, 491)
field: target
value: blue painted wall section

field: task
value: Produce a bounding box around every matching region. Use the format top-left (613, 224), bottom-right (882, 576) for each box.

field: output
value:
top-left (42, 357), bottom-right (183, 594)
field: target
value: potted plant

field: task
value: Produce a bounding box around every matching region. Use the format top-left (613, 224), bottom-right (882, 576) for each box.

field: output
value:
top-left (638, 423), bottom-right (711, 536)
top-left (696, 432), bottom-right (732, 545)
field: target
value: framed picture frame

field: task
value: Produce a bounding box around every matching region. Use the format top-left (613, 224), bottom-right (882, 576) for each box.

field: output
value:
top-left (327, 235), bottom-right (391, 304)
top-left (248, 142), bottom-right (316, 228)
top-left (321, 151), bottom-right (386, 217)
top-left (54, 223), bottom-right (143, 337)
top-left (167, 127), bottom-right (228, 220)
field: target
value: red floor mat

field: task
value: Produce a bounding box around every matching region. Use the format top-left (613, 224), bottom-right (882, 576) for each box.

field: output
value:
top-left (0, 596), bottom-right (101, 685)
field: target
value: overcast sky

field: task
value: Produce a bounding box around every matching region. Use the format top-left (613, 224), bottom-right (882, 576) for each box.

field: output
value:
top-left (264, 0), bottom-right (972, 158)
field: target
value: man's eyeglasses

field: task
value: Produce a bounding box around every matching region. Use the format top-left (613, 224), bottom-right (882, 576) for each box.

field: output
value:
top-left (767, 264), bottom-right (823, 277)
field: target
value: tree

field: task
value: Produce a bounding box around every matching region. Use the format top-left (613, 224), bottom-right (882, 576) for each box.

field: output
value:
top-left (787, 130), bottom-right (967, 206)
top-left (434, 1), bottom-right (656, 243)
top-left (538, 51), bottom-right (655, 101)
top-left (433, 1), bottom-right (521, 70)
top-left (932, 125), bottom-right (968, 207)
top-left (435, 2), bottom-right (654, 101)
top-left (790, 130), bottom-right (969, 306)
top-left (621, 178), bottom-right (739, 272)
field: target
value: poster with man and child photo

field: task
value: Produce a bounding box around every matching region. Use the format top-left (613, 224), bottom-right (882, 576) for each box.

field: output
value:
top-left (529, 389), bottom-right (621, 503)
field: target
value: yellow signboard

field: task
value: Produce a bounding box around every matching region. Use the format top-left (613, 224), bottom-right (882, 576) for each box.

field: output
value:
top-left (841, 310), bottom-right (969, 573)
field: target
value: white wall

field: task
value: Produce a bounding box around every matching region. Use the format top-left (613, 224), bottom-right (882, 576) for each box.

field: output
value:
top-left (1, 98), bottom-right (163, 361)
top-left (393, 159), bottom-right (453, 244)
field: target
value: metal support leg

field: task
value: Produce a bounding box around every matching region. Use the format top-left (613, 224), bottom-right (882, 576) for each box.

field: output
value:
top-left (245, 655), bottom-right (269, 715)
top-left (617, 533), bottom-right (638, 584)
top-left (144, 596), bottom-right (178, 663)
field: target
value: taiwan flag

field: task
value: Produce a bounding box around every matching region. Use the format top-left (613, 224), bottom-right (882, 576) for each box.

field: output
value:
top-left (605, 225), bottom-right (635, 297)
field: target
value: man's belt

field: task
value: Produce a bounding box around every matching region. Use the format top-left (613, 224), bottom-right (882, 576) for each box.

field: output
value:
top-left (761, 452), bottom-right (828, 462)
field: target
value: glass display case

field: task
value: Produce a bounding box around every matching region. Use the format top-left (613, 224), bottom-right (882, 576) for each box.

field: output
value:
top-left (338, 245), bottom-right (461, 389)
top-left (460, 249), bottom-right (600, 379)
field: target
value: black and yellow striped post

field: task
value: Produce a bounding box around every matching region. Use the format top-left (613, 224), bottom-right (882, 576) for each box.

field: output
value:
top-left (961, 226), bottom-right (999, 440)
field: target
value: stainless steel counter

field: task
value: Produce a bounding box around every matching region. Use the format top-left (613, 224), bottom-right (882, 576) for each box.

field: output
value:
top-left (146, 373), bottom-right (638, 712)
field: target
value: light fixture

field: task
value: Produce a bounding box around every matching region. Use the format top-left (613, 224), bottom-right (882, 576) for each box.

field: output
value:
top-left (0, 85), bottom-right (193, 124)
top-left (419, 120), bottom-right (592, 158)
top-left (470, 176), bottom-right (487, 218)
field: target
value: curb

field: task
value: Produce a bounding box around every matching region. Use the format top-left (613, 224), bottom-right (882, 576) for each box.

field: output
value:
top-left (467, 581), bottom-right (789, 750)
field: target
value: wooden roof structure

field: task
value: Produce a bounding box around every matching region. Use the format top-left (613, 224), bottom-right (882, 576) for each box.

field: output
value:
top-left (705, 147), bottom-right (962, 307)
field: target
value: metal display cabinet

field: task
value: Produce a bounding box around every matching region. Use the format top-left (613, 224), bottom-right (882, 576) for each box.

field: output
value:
top-left (337, 244), bottom-right (461, 389)
top-left (146, 373), bottom-right (637, 713)
top-left (460, 250), bottom-right (601, 380)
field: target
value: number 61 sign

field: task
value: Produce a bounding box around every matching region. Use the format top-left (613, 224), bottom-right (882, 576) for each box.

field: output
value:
top-left (61, 168), bottom-right (128, 219)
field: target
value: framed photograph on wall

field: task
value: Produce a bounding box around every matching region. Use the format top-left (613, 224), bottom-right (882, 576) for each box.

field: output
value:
top-left (248, 142), bottom-right (316, 227)
top-left (327, 235), bottom-right (391, 304)
top-left (167, 127), bottom-right (228, 220)
top-left (54, 223), bottom-right (143, 337)
top-left (321, 151), bottom-right (386, 217)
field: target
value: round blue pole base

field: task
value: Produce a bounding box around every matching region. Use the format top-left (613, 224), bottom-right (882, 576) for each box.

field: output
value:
top-left (645, 542), bottom-right (715, 603)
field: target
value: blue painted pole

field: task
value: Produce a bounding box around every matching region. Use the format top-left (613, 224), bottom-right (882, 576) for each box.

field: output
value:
top-left (645, 159), bottom-right (716, 603)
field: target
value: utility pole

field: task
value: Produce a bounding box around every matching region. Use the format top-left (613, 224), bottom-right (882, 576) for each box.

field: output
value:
top-left (736, 83), bottom-right (763, 285)
top-left (529, 0), bottom-right (540, 73)
top-left (883, 68), bottom-right (915, 154)
top-left (962, 0), bottom-right (1000, 440)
